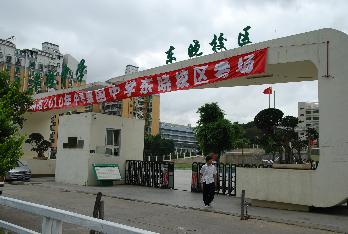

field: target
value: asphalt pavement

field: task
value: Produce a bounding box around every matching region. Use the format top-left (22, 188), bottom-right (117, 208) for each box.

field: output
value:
top-left (0, 171), bottom-right (347, 233)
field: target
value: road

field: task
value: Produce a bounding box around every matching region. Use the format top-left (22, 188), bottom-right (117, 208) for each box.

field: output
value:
top-left (0, 178), bottom-right (337, 234)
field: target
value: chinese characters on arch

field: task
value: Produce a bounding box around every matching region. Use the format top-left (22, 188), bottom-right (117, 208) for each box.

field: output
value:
top-left (30, 48), bottom-right (267, 112)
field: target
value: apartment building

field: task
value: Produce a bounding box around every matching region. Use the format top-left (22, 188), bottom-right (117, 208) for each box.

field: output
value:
top-left (104, 65), bottom-right (160, 136)
top-left (298, 102), bottom-right (319, 140)
top-left (160, 122), bottom-right (198, 153)
top-left (0, 39), bottom-right (86, 94)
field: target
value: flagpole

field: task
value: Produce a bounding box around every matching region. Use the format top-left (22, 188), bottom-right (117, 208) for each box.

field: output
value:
top-left (268, 93), bottom-right (270, 108)
top-left (274, 90), bottom-right (275, 108)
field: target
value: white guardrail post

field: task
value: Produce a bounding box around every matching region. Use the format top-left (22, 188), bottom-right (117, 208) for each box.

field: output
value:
top-left (0, 196), bottom-right (158, 234)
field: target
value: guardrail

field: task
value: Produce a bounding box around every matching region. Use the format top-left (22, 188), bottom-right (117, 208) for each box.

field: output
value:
top-left (0, 196), bottom-right (157, 234)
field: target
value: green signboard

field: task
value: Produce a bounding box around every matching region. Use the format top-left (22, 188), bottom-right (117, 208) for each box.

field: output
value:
top-left (92, 164), bottom-right (121, 186)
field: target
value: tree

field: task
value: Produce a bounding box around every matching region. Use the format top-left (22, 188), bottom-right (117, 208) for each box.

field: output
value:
top-left (196, 102), bottom-right (224, 125)
top-left (144, 135), bottom-right (175, 160)
top-left (25, 133), bottom-right (51, 158)
top-left (254, 108), bottom-right (284, 134)
top-left (235, 138), bottom-right (250, 156)
top-left (241, 121), bottom-right (263, 145)
top-left (306, 127), bottom-right (319, 160)
top-left (0, 71), bottom-right (33, 177)
top-left (279, 116), bottom-right (299, 163)
top-left (254, 108), bottom-right (284, 162)
top-left (195, 103), bottom-right (235, 158)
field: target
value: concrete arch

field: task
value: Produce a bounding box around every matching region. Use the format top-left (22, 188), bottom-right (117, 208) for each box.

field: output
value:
top-left (25, 28), bottom-right (348, 207)
top-left (109, 28), bottom-right (348, 207)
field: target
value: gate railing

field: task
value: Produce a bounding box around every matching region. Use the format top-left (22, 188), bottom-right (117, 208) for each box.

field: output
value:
top-left (191, 162), bottom-right (236, 196)
top-left (0, 196), bottom-right (156, 234)
top-left (125, 160), bottom-right (175, 189)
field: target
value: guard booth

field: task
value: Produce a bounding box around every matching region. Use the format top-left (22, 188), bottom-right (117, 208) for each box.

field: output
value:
top-left (55, 112), bottom-right (144, 186)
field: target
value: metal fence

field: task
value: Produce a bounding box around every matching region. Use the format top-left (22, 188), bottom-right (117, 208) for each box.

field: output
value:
top-left (191, 162), bottom-right (236, 196)
top-left (0, 196), bottom-right (156, 234)
top-left (125, 160), bottom-right (175, 189)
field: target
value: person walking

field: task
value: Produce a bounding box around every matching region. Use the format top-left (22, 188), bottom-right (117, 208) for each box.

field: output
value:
top-left (200, 155), bottom-right (217, 208)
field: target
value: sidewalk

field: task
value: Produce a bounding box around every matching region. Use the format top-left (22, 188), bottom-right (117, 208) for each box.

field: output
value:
top-left (26, 177), bottom-right (348, 233)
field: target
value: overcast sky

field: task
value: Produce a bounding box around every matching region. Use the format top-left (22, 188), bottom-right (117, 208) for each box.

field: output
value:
top-left (1, 0), bottom-right (347, 126)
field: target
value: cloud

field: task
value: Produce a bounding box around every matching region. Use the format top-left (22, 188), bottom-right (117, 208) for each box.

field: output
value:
top-left (0, 0), bottom-right (343, 124)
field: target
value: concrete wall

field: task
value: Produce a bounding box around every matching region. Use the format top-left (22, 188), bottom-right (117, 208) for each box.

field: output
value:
top-left (21, 111), bottom-right (51, 159)
top-left (237, 168), bottom-right (314, 206)
top-left (25, 159), bottom-right (56, 176)
top-left (55, 112), bottom-right (144, 186)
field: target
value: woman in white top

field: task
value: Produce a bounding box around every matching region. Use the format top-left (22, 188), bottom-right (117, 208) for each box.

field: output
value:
top-left (200, 155), bottom-right (217, 207)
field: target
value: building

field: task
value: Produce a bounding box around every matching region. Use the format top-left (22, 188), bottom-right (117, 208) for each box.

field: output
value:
top-left (0, 39), bottom-right (86, 94)
top-left (0, 37), bottom-right (89, 159)
top-left (104, 65), bottom-right (160, 136)
top-left (298, 102), bottom-right (319, 140)
top-left (160, 122), bottom-right (198, 153)
top-left (55, 112), bottom-right (144, 185)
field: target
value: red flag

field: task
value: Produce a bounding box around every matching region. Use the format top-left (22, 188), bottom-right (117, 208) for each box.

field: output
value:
top-left (263, 87), bottom-right (272, 94)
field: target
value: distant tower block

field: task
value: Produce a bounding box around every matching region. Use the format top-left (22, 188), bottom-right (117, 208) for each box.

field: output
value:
top-left (125, 65), bottom-right (139, 75)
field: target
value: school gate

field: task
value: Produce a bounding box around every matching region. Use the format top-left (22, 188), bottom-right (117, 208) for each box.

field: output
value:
top-left (24, 28), bottom-right (348, 207)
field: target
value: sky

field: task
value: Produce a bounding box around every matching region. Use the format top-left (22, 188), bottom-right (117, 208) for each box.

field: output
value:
top-left (1, 0), bottom-right (347, 126)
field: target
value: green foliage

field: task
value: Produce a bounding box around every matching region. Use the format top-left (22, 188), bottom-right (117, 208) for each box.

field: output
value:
top-left (241, 121), bottom-right (263, 145)
top-left (196, 102), bottom-right (224, 125)
top-left (144, 134), bottom-right (175, 158)
top-left (281, 116), bottom-right (298, 130)
top-left (254, 108), bottom-right (311, 163)
top-left (306, 128), bottom-right (319, 141)
top-left (254, 108), bottom-right (284, 134)
top-left (195, 102), bottom-right (236, 157)
top-left (25, 133), bottom-right (51, 158)
top-left (235, 138), bottom-right (250, 155)
top-left (0, 71), bottom-right (33, 176)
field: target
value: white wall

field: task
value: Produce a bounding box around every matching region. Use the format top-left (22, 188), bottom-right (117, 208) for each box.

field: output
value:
top-left (55, 112), bottom-right (144, 186)
top-left (25, 159), bottom-right (56, 176)
top-left (107, 28), bottom-right (348, 207)
top-left (237, 168), bottom-right (314, 206)
top-left (22, 112), bottom-right (51, 159)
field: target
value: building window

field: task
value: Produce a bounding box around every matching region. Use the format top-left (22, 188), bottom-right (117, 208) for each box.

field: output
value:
top-left (105, 129), bottom-right (120, 156)
top-left (6, 55), bottom-right (12, 63)
top-left (306, 110), bottom-right (311, 114)
top-left (15, 58), bottom-right (21, 66)
top-left (306, 117), bottom-right (311, 120)
top-left (313, 117), bottom-right (319, 120)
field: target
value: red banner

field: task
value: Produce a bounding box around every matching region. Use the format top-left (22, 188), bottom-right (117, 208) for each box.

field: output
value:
top-left (30, 48), bottom-right (267, 112)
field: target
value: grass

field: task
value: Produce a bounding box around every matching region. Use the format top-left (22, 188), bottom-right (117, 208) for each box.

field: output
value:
top-left (174, 163), bottom-right (192, 170)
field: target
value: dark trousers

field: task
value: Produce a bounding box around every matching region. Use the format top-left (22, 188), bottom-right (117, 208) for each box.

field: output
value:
top-left (203, 182), bottom-right (215, 205)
